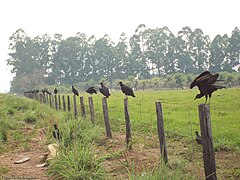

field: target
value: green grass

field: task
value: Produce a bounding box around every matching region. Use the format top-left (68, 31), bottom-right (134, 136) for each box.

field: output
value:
top-left (0, 88), bottom-right (239, 179)
top-left (0, 94), bottom-right (58, 152)
top-left (48, 142), bottom-right (105, 180)
top-left (77, 88), bottom-right (240, 152)
top-left (0, 93), bottom-right (107, 179)
top-left (129, 160), bottom-right (194, 180)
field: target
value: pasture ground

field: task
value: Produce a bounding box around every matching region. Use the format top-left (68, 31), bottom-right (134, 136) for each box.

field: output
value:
top-left (0, 88), bottom-right (239, 179)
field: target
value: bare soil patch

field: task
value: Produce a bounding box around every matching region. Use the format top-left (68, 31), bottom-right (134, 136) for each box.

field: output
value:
top-left (0, 127), bottom-right (49, 180)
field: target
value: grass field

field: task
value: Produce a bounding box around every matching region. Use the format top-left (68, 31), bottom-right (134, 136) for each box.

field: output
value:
top-left (0, 88), bottom-right (239, 179)
top-left (78, 87), bottom-right (240, 152)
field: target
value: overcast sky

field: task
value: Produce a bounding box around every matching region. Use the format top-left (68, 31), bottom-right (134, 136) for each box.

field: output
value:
top-left (0, 0), bottom-right (239, 93)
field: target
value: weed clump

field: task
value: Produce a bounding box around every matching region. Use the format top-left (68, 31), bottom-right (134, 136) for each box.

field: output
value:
top-left (48, 143), bottom-right (105, 179)
top-left (24, 113), bottom-right (37, 124)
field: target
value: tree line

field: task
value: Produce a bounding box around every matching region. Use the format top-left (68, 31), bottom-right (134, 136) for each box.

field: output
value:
top-left (7, 25), bottom-right (240, 93)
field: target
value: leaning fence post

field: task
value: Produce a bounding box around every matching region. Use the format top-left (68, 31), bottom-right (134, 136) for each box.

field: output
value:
top-left (67, 95), bottom-right (71, 112)
top-left (62, 95), bottom-right (66, 112)
top-left (80, 96), bottom-right (86, 117)
top-left (102, 97), bottom-right (112, 138)
top-left (73, 95), bottom-right (78, 119)
top-left (54, 94), bottom-right (58, 110)
top-left (58, 95), bottom-right (61, 110)
top-left (155, 101), bottom-right (168, 164)
top-left (88, 96), bottom-right (95, 124)
top-left (124, 98), bottom-right (132, 150)
top-left (198, 104), bottom-right (217, 180)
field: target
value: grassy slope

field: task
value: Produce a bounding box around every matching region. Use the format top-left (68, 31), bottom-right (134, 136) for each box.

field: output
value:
top-left (0, 94), bottom-right (60, 153)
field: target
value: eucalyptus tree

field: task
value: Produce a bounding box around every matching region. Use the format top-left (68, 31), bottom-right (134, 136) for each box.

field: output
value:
top-left (84, 35), bottom-right (97, 81)
top-left (162, 26), bottom-right (177, 74)
top-left (145, 27), bottom-right (174, 76)
top-left (175, 26), bottom-right (194, 73)
top-left (75, 32), bottom-right (88, 82)
top-left (8, 29), bottom-right (38, 75)
top-left (93, 34), bottom-right (116, 83)
top-left (134, 24), bottom-right (150, 78)
top-left (7, 29), bottom-right (46, 92)
top-left (189, 28), bottom-right (210, 74)
top-left (129, 34), bottom-right (143, 77)
top-left (48, 33), bottom-right (63, 84)
top-left (209, 34), bottom-right (228, 73)
top-left (225, 27), bottom-right (240, 71)
top-left (114, 33), bottom-right (129, 79)
top-left (50, 35), bottom-right (84, 84)
top-left (33, 34), bottom-right (52, 78)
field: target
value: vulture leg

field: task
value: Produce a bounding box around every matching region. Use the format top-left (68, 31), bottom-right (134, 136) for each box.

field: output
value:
top-left (209, 93), bottom-right (212, 105)
top-left (205, 95), bottom-right (208, 104)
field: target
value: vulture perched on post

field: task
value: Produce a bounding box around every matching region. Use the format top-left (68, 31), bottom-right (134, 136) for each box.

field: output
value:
top-left (190, 71), bottom-right (225, 104)
top-left (86, 86), bottom-right (97, 94)
top-left (119, 81), bottom-right (136, 98)
top-left (54, 88), bottom-right (58, 95)
top-left (72, 85), bottom-right (79, 96)
top-left (99, 82), bottom-right (110, 98)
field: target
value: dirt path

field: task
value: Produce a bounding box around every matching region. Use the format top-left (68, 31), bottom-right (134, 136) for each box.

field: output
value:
top-left (1, 127), bottom-right (240, 179)
top-left (0, 127), bottom-right (49, 180)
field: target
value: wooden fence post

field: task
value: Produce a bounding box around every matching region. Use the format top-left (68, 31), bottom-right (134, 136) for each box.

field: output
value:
top-left (34, 93), bottom-right (38, 100)
top-left (102, 97), bottom-right (112, 138)
top-left (88, 96), bottom-right (95, 124)
top-left (62, 95), bottom-right (66, 112)
top-left (80, 96), bottom-right (86, 117)
top-left (51, 95), bottom-right (55, 108)
top-left (43, 94), bottom-right (46, 104)
top-left (58, 95), bottom-right (61, 110)
top-left (67, 95), bottom-right (71, 112)
top-left (39, 94), bottom-right (43, 104)
top-left (54, 94), bottom-right (58, 110)
top-left (155, 101), bottom-right (168, 164)
top-left (124, 98), bottom-right (132, 149)
top-left (73, 95), bottom-right (78, 119)
top-left (198, 104), bottom-right (217, 180)
top-left (46, 94), bottom-right (49, 104)
top-left (49, 95), bottom-right (52, 108)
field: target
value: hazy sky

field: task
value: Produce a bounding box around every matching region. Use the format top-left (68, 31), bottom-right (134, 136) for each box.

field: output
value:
top-left (0, 0), bottom-right (239, 93)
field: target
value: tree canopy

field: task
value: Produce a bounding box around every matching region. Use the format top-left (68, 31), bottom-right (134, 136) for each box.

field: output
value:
top-left (6, 25), bottom-right (240, 93)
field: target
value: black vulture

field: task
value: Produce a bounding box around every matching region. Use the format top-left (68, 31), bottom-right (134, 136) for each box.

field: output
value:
top-left (72, 85), bottom-right (79, 96)
top-left (86, 86), bottom-right (97, 94)
top-left (35, 89), bottom-right (39, 94)
top-left (44, 88), bottom-right (52, 95)
top-left (195, 131), bottom-right (202, 145)
top-left (190, 71), bottom-right (225, 104)
top-left (119, 81), bottom-right (136, 98)
top-left (99, 82), bottom-right (110, 98)
top-left (41, 89), bottom-right (46, 95)
top-left (52, 124), bottom-right (61, 141)
top-left (54, 88), bottom-right (58, 95)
